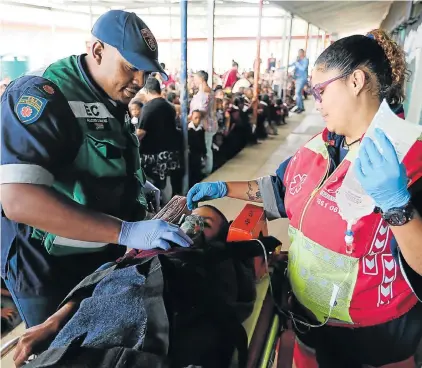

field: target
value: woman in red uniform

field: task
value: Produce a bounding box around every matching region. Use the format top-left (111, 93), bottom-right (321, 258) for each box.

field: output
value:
top-left (187, 29), bottom-right (422, 368)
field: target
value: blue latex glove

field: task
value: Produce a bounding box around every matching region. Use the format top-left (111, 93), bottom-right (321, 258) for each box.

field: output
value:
top-left (354, 128), bottom-right (410, 212)
top-left (186, 181), bottom-right (228, 210)
top-left (119, 220), bottom-right (193, 251)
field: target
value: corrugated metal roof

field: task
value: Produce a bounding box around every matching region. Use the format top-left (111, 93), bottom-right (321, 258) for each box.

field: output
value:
top-left (277, 1), bottom-right (393, 36)
top-left (3, 0), bottom-right (392, 36)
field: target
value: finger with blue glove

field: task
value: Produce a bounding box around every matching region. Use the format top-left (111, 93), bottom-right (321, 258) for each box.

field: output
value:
top-left (119, 220), bottom-right (193, 251)
top-left (187, 181), bottom-right (228, 210)
top-left (354, 128), bottom-right (410, 213)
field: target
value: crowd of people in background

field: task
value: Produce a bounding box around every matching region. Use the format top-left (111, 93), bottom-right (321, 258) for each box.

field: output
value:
top-left (0, 52), bottom-right (309, 213)
top-left (0, 51), bottom-right (309, 335)
top-left (128, 52), bottom-right (309, 206)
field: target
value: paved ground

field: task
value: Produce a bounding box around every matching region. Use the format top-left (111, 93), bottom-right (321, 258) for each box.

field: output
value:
top-left (204, 99), bottom-right (323, 250)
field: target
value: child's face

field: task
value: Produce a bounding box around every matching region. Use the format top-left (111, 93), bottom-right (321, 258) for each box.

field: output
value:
top-left (129, 104), bottom-right (141, 118)
top-left (215, 90), bottom-right (224, 99)
top-left (192, 112), bottom-right (201, 126)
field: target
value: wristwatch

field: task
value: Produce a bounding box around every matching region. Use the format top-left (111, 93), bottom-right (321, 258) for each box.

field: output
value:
top-left (381, 201), bottom-right (415, 226)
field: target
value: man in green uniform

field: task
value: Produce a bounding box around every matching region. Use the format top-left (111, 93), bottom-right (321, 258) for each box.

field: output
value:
top-left (0, 10), bottom-right (192, 327)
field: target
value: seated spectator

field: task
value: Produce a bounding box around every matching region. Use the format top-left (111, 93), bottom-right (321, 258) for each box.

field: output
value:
top-left (215, 98), bottom-right (225, 132)
top-left (212, 99), bottom-right (230, 171)
top-left (231, 71), bottom-right (254, 94)
top-left (231, 96), bottom-right (251, 153)
top-left (241, 88), bottom-right (259, 145)
top-left (267, 97), bottom-right (278, 135)
top-left (274, 98), bottom-right (287, 125)
top-left (256, 95), bottom-right (269, 140)
top-left (214, 85), bottom-right (224, 100)
top-left (224, 101), bottom-right (242, 160)
top-left (212, 132), bottom-right (226, 171)
top-left (243, 88), bottom-right (254, 112)
top-left (238, 97), bottom-right (253, 144)
top-left (285, 94), bottom-right (296, 110)
top-left (13, 205), bottom-right (280, 368)
top-left (188, 110), bottom-right (207, 187)
top-left (262, 94), bottom-right (277, 135)
top-left (223, 97), bottom-right (232, 128)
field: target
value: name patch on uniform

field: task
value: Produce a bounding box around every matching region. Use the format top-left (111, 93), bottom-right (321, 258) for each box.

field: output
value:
top-left (15, 95), bottom-right (48, 125)
top-left (68, 101), bottom-right (113, 131)
top-left (86, 120), bottom-right (111, 131)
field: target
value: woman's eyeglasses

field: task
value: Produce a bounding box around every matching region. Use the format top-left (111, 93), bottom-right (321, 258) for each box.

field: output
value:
top-left (310, 73), bottom-right (350, 103)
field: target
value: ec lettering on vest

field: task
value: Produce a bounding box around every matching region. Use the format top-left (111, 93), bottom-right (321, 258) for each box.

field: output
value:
top-left (84, 104), bottom-right (100, 117)
top-left (68, 101), bottom-right (113, 131)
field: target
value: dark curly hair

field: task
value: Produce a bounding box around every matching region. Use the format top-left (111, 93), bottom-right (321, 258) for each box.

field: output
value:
top-left (315, 29), bottom-right (408, 105)
top-left (199, 205), bottom-right (230, 241)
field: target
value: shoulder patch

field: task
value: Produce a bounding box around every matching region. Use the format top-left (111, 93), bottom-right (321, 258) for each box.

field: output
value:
top-left (15, 94), bottom-right (48, 125)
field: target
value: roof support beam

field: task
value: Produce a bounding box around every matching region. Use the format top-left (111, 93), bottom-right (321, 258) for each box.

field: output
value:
top-left (2, 1), bottom-right (286, 19)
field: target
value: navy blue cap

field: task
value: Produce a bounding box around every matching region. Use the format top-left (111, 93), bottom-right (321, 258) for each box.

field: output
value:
top-left (92, 10), bottom-right (168, 80)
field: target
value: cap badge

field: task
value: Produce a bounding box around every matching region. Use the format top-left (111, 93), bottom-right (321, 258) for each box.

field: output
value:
top-left (141, 28), bottom-right (157, 52)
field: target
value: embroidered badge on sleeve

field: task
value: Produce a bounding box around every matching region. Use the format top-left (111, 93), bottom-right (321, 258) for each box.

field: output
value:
top-left (15, 94), bottom-right (48, 125)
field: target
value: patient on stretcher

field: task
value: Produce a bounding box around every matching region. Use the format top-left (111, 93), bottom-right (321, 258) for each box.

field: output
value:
top-left (14, 202), bottom-right (280, 368)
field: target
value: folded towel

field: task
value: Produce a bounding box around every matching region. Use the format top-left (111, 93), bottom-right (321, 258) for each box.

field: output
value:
top-left (50, 265), bottom-right (147, 350)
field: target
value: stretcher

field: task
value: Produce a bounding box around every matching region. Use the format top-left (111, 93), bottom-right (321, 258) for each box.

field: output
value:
top-left (0, 198), bottom-right (292, 368)
top-left (153, 197), bottom-right (295, 367)
top-left (2, 198), bottom-right (415, 368)
top-left (152, 196), bottom-right (293, 367)
top-left (227, 203), bottom-right (294, 368)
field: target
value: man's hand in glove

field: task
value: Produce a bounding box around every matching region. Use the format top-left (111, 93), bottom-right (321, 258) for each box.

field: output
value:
top-left (119, 220), bottom-right (193, 251)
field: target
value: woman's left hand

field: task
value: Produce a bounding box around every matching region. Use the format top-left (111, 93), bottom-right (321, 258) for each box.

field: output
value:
top-left (354, 128), bottom-right (410, 213)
